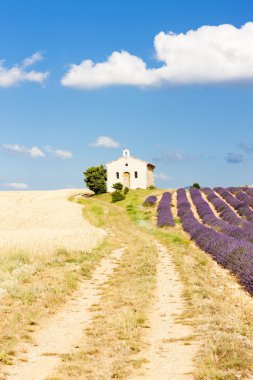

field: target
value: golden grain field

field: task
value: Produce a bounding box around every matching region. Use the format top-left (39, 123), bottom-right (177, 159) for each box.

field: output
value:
top-left (0, 189), bottom-right (106, 256)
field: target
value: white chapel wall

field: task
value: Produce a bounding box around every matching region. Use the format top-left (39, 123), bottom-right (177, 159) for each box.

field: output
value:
top-left (106, 156), bottom-right (150, 192)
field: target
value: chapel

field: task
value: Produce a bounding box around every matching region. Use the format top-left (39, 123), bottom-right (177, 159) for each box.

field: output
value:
top-left (106, 149), bottom-right (155, 192)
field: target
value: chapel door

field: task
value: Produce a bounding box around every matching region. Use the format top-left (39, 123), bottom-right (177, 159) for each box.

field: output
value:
top-left (123, 172), bottom-right (130, 188)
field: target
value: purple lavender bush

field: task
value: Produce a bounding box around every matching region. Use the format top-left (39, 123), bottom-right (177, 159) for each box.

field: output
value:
top-left (177, 188), bottom-right (253, 295)
top-left (245, 187), bottom-right (253, 198)
top-left (236, 191), bottom-right (253, 208)
top-left (227, 187), bottom-right (240, 195)
top-left (215, 187), bottom-right (253, 222)
top-left (189, 187), bottom-right (253, 242)
top-left (214, 187), bottom-right (243, 209)
top-left (203, 188), bottom-right (243, 226)
top-left (157, 192), bottom-right (175, 227)
top-left (204, 188), bottom-right (253, 241)
top-left (143, 195), bottom-right (157, 207)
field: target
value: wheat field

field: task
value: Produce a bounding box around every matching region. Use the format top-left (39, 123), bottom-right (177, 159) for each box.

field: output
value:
top-left (0, 189), bottom-right (106, 256)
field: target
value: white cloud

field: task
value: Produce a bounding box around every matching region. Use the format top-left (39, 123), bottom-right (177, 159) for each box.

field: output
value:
top-left (61, 22), bottom-right (253, 89)
top-left (61, 51), bottom-right (157, 89)
top-left (52, 149), bottom-right (73, 159)
top-left (3, 144), bottom-right (44, 157)
top-left (22, 52), bottom-right (43, 67)
top-left (154, 172), bottom-right (172, 181)
top-left (90, 136), bottom-right (120, 148)
top-left (28, 146), bottom-right (45, 157)
top-left (3, 182), bottom-right (29, 190)
top-left (45, 146), bottom-right (73, 159)
top-left (3, 144), bottom-right (73, 160)
top-left (0, 52), bottom-right (48, 87)
top-left (54, 149), bottom-right (73, 159)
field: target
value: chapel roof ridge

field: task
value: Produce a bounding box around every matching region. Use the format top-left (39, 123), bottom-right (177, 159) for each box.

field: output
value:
top-left (105, 149), bottom-right (155, 168)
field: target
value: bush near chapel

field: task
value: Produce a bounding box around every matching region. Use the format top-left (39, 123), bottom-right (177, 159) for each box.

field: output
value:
top-left (111, 190), bottom-right (125, 203)
top-left (83, 165), bottom-right (107, 194)
top-left (112, 182), bottom-right (123, 191)
top-left (111, 182), bottom-right (126, 202)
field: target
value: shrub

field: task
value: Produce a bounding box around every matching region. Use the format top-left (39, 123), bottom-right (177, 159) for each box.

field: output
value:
top-left (83, 165), bottom-right (107, 194)
top-left (111, 190), bottom-right (125, 203)
top-left (147, 185), bottom-right (156, 190)
top-left (192, 182), bottom-right (200, 189)
top-left (124, 187), bottom-right (129, 195)
top-left (112, 182), bottom-right (123, 191)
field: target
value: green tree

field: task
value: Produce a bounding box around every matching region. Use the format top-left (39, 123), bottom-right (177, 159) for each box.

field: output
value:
top-left (83, 165), bottom-right (107, 194)
top-left (112, 182), bottom-right (123, 191)
top-left (192, 182), bottom-right (200, 189)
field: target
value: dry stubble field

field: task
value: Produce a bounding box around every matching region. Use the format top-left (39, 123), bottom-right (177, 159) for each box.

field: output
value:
top-left (0, 189), bottom-right (106, 376)
top-left (0, 189), bottom-right (105, 255)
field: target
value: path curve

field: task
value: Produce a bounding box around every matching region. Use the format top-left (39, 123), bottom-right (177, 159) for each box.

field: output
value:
top-left (129, 242), bottom-right (197, 379)
top-left (4, 247), bottom-right (125, 380)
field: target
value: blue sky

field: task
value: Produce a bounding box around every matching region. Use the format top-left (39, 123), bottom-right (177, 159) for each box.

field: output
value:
top-left (1, 0), bottom-right (253, 189)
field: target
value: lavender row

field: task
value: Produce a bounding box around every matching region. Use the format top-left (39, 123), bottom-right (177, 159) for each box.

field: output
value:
top-left (157, 192), bottom-right (175, 227)
top-left (226, 187), bottom-right (240, 195)
top-left (177, 188), bottom-right (253, 294)
top-left (189, 188), bottom-right (253, 243)
top-left (245, 188), bottom-right (253, 198)
top-left (228, 187), bottom-right (252, 196)
top-left (236, 191), bottom-right (253, 208)
top-left (214, 187), bottom-right (253, 222)
top-left (143, 195), bottom-right (157, 207)
top-left (214, 187), bottom-right (242, 208)
top-left (202, 187), bottom-right (244, 226)
top-left (203, 187), bottom-right (253, 229)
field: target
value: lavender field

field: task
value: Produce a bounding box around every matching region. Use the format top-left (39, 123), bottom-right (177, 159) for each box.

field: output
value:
top-left (147, 187), bottom-right (253, 295)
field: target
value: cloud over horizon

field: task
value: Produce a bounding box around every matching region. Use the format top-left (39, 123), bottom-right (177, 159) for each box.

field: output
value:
top-left (61, 22), bottom-right (253, 89)
top-left (154, 172), bottom-right (172, 181)
top-left (0, 52), bottom-right (49, 87)
top-left (238, 142), bottom-right (253, 153)
top-left (90, 136), bottom-right (120, 148)
top-left (3, 182), bottom-right (29, 190)
top-left (153, 151), bottom-right (197, 164)
top-left (226, 152), bottom-right (244, 163)
top-left (3, 144), bottom-right (45, 157)
top-left (3, 144), bottom-right (73, 160)
top-left (45, 146), bottom-right (73, 159)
